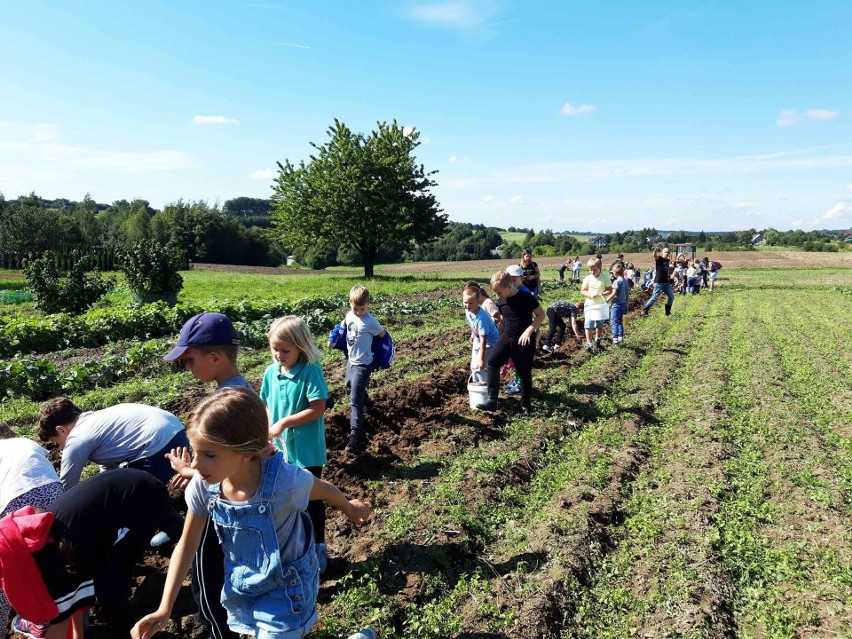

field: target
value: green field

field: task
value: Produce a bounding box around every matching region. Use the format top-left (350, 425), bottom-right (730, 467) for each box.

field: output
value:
top-left (1, 267), bottom-right (851, 638)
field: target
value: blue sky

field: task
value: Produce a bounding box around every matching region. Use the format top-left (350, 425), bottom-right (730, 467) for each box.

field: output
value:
top-left (2, 0), bottom-right (852, 232)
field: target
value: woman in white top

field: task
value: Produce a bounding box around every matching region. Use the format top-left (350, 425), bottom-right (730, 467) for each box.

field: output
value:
top-left (0, 423), bottom-right (64, 637)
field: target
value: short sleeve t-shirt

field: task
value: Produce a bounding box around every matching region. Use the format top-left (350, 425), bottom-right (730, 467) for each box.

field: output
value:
top-left (581, 272), bottom-right (611, 303)
top-left (654, 256), bottom-right (671, 284)
top-left (216, 375), bottom-right (255, 393)
top-left (260, 361), bottom-right (328, 467)
top-left (0, 438), bottom-right (60, 514)
top-left (611, 277), bottom-right (629, 304)
top-left (497, 290), bottom-right (540, 341)
top-left (548, 301), bottom-right (578, 319)
top-left (345, 311), bottom-right (384, 366)
top-left (465, 307), bottom-right (499, 348)
top-left (186, 453), bottom-right (315, 564)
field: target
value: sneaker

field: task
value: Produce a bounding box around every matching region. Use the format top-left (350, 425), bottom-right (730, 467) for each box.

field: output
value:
top-left (345, 433), bottom-right (364, 454)
top-left (316, 542), bottom-right (329, 574)
top-left (595, 339), bottom-right (604, 350)
top-left (150, 531), bottom-right (172, 547)
top-left (504, 382), bottom-right (521, 395)
top-left (542, 344), bottom-right (553, 353)
top-left (584, 343), bottom-right (596, 354)
top-left (12, 617), bottom-right (48, 639)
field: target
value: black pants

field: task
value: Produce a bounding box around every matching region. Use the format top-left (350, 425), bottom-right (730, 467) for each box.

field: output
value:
top-left (305, 465), bottom-right (325, 543)
top-left (487, 335), bottom-right (534, 407)
top-left (544, 308), bottom-right (569, 346)
top-left (192, 518), bottom-right (240, 639)
top-left (558, 265), bottom-right (568, 280)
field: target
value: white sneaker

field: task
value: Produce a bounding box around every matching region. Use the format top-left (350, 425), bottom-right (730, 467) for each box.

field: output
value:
top-left (542, 344), bottom-right (553, 353)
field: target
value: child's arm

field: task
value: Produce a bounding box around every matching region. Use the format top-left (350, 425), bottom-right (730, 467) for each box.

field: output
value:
top-left (269, 399), bottom-right (326, 438)
top-left (309, 477), bottom-right (371, 526)
top-left (131, 511), bottom-right (207, 639)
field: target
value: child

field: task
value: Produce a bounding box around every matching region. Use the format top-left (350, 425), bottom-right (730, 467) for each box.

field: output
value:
top-left (541, 301), bottom-right (581, 352)
top-left (686, 260), bottom-right (699, 294)
top-left (330, 285), bottom-right (386, 455)
top-left (462, 283), bottom-right (499, 383)
top-left (606, 262), bottom-right (630, 346)
top-left (505, 264), bottom-right (530, 293)
top-left (36, 398), bottom-right (188, 490)
top-left (580, 258), bottom-right (613, 353)
top-left (474, 270), bottom-right (544, 415)
top-left (131, 388), bottom-right (370, 639)
top-left (519, 249), bottom-right (541, 297)
top-left (164, 312), bottom-right (253, 391)
top-left (164, 312), bottom-right (253, 639)
top-left (572, 256), bottom-right (583, 283)
top-left (261, 316), bottom-right (331, 571)
top-left (464, 280), bottom-right (501, 325)
top-left (6, 469), bottom-right (183, 639)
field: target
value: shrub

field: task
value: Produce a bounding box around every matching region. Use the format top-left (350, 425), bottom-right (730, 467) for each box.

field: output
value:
top-left (120, 240), bottom-right (184, 302)
top-left (23, 251), bottom-right (115, 314)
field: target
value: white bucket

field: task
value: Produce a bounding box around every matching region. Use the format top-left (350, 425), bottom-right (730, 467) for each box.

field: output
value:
top-left (468, 375), bottom-right (489, 409)
top-left (585, 300), bottom-right (610, 321)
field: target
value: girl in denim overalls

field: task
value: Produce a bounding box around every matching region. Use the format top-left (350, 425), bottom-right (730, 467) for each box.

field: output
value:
top-left (132, 388), bottom-right (371, 639)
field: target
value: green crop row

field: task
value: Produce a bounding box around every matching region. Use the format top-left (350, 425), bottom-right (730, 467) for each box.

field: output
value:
top-left (0, 292), bottom-right (464, 357)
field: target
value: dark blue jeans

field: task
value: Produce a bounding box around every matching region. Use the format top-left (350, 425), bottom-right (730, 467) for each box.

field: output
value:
top-left (643, 283), bottom-right (674, 314)
top-left (346, 362), bottom-right (373, 436)
top-left (126, 429), bottom-right (189, 484)
top-left (610, 301), bottom-right (627, 338)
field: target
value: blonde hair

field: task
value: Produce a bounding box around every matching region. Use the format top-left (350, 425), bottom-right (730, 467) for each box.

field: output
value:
top-left (349, 285), bottom-right (371, 306)
top-left (186, 387), bottom-right (269, 457)
top-left (587, 257), bottom-right (601, 268)
top-left (490, 270), bottom-right (513, 292)
top-left (268, 315), bottom-right (321, 365)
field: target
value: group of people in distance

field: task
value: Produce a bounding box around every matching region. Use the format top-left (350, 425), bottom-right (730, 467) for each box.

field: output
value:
top-left (464, 246), bottom-right (722, 414)
top-left (0, 286), bottom-right (386, 639)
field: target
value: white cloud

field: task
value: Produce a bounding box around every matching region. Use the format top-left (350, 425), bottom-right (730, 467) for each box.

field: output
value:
top-left (448, 155), bottom-right (457, 163)
top-left (407, 1), bottom-right (491, 28)
top-left (821, 200), bottom-right (850, 221)
top-left (193, 115), bottom-right (240, 125)
top-left (402, 125), bottom-right (416, 137)
top-left (805, 108), bottom-right (838, 121)
top-left (776, 109), bottom-right (800, 126)
top-left (561, 102), bottom-right (596, 117)
top-left (790, 218), bottom-right (805, 228)
top-left (846, 183), bottom-right (852, 193)
top-left (249, 168), bottom-right (276, 180)
top-left (509, 194), bottom-right (524, 204)
top-left (732, 202), bottom-right (749, 209)
top-left (483, 195), bottom-right (495, 203)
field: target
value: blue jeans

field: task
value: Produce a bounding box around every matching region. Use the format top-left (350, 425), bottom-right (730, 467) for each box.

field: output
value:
top-left (610, 301), bottom-right (627, 338)
top-left (643, 283), bottom-right (674, 314)
top-left (126, 429), bottom-right (189, 484)
top-left (346, 362), bottom-right (372, 436)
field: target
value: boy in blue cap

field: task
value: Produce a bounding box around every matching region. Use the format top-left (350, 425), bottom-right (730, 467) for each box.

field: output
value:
top-left (164, 312), bottom-right (253, 391)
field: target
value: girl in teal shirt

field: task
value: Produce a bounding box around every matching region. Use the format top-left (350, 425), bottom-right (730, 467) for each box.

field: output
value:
top-left (260, 315), bottom-right (331, 571)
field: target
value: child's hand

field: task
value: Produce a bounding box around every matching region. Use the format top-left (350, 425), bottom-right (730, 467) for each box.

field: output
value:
top-left (346, 499), bottom-right (372, 527)
top-left (131, 611), bottom-right (170, 639)
top-left (166, 447), bottom-right (195, 483)
top-left (269, 418), bottom-right (288, 439)
top-left (518, 327), bottom-right (534, 346)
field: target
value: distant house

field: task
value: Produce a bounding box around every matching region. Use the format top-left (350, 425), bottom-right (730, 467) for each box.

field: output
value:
top-left (591, 235), bottom-right (608, 249)
top-left (843, 232), bottom-right (852, 243)
top-left (751, 233), bottom-right (766, 247)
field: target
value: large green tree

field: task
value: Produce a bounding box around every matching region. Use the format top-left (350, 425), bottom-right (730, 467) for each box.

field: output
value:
top-left (271, 119), bottom-right (446, 277)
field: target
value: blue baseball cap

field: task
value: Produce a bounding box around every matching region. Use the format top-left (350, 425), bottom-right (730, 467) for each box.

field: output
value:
top-left (164, 312), bottom-right (240, 362)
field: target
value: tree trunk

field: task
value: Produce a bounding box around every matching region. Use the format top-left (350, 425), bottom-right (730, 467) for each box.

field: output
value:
top-left (362, 248), bottom-right (376, 278)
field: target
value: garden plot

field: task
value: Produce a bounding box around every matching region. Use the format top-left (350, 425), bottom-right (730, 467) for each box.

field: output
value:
top-left (2, 268), bottom-right (851, 639)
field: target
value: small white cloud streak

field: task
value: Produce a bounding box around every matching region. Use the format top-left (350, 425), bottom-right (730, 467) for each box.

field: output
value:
top-left (249, 168), bottom-right (276, 180)
top-left (777, 109), bottom-right (800, 126)
top-left (846, 183), bottom-right (852, 193)
top-left (483, 195), bottom-right (495, 203)
top-left (193, 115), bottom-right (240, 125)
top-left (561, 102), bottom-right (596, 117)
top-left (448, 155), bottom-right (457, 163)
top-left (402, 126), bottom-right (416, 137)
top-left (509, 194), bottom-right (524, 204)
top-left (407, 1), bottom-right (486, 28)
top-left (805, 108), bottom-right (838, 121)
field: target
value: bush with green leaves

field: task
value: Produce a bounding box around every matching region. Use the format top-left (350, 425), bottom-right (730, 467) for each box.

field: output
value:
top-left (120, 240), bottom-right (185, 302)
top-left (22, 251), bottom-right (115, 314)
